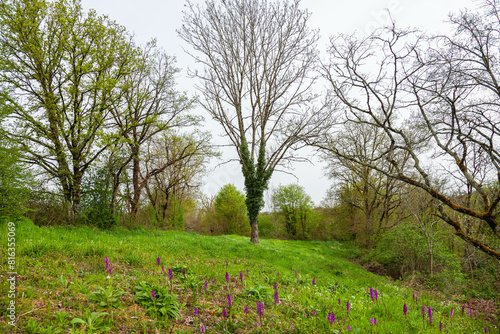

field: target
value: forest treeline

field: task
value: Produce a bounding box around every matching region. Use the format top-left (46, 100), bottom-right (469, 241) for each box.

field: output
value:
top-left (1, 0), bottom-right (500, 299)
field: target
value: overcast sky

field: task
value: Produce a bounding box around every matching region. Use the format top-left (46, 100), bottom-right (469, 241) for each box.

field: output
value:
top-left (81, 0), bottom-right (478, 206)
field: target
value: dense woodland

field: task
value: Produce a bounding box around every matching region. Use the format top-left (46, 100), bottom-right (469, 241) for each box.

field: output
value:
top-left (1, 0), bottom-right (500, 302)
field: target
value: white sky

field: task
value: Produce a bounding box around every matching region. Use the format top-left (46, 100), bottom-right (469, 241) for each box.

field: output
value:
top-left (82, 0), bottom-right (478, 207)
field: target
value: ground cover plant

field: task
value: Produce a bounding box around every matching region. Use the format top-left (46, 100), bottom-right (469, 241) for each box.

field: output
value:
top-left (0, 219), bottom-right (497, 333)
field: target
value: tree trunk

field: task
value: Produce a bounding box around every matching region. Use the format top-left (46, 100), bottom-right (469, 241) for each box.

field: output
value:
top-left (130, 146), bottom-right (141, 216)
top-left (250, 219), bottom-right (259, 244)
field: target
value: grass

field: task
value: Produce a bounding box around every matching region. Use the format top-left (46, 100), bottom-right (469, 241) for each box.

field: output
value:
top-left (0, 219), bottom-right (497, 333)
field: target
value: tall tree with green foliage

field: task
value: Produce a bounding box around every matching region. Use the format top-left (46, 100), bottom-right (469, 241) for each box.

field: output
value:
top-left (0, 0), bottom-right (136, 218)
top-left (271, 184), bottom-right (313, 239)
top-left (214, 184), bottom-right (249, 235)
top-left (179, 0), bottom-right (328, 243)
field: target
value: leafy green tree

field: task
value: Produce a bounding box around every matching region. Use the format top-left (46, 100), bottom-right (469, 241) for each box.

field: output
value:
top-left (0, 0), bottom-right (136, 218)
top-left (271, 184), bottom-right (313, 239)
top-left (214, 184), bottom-right (249, 235)
top-left (179, 0), bottom-right (328, 243)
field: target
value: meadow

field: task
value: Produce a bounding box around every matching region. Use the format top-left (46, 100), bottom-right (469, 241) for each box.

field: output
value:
top-left (0, 219), bottom-right (496, 333)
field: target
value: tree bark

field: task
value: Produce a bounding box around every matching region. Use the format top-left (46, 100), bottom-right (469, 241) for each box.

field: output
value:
top-left (250, 219), bottom-right (259, 244)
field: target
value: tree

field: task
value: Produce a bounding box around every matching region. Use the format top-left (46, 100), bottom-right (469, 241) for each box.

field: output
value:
top-left (214, 184), bottom-right (249, 235)
top-left (321, 122), bottom-right (408, 248)
top-left (109, 41), bottom-right (197, 217)
top-left (313, 1), bottom-right (500, 260)
top-left (143, 131), bottom-right (218, 226)
top-left (271, 184), bottom-right (313, 239)
top-left (0, 0), bottom-right (135, 217)
top-left (179, 0), bottom-right (328, 243)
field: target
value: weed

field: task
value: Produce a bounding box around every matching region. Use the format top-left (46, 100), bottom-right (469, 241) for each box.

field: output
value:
top-left (70, 309), bottom-right (111, 333)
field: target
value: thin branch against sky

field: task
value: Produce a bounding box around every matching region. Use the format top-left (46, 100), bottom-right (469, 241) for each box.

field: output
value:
top-left (81, 0), bottom-right (477, 205)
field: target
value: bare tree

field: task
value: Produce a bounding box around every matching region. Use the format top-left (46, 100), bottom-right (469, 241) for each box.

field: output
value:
top-left (179, 0), bottom-right (328, 243)
top-left (143, 131), bottom-right (218, 225)
top-left (110, 41), bottom-right (197, 217)
top-left (313, 1), bottom-right (500, 260)
top-left (322, 122), bottom-right (409, 248)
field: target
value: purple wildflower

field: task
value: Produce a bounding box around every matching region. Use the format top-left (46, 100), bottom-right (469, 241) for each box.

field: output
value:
top-left (347, 325), bottom-right (352, 331)
top-left (374, 289), bottom-right (379, 300)
top-left (403, 303), bottom-right (408, 317)
top-left (257, 301), bottom-right (264, 317)
top-left (222, 307), bottom-right (228, 317)
top-left (428, 306), bottom-right (433, 323)
top-left (225, 272), bottom-right (230, 283)
top-left (182, 267), bottom-right (186, 277)
top-left (200, 324), bottom-right (206, 333)
top-left (212, 278), bottom-right (216, 284)
top-left (151, 290), bottom-right (156, 299)
top-left (157, 257), bottom-right (160, 266)
top-left (277, 271), bottom-right (280, 277)
top-left (239, 271), bottom-right (243, 282)
top-left (162, 266), bottom-right (166, 274)
top-left (104, 257), bottom-right (112, 275)
top-left (485, 327), bottom-right (488, 332)
top-left (328, 312), bottom-right (336, 325)
top-left (297, 278), bottom-right (299, 283)
top-left (462, 305), bottom-right (465, 315)
top-left (370, 287), bottom-right (375, 301)
top-left (194, 307), bottom-right (199, 315)
top-left (295, 270), bottom-right (297, 276)
top-left (439, 321), bottom-right (443, 331)
top-left (227, 294), bottom-right (233, 307)
top-left (338, 299), bottom-right (341, 305)
top-left (470, 309), bottom-right (473, 317)
top-left (225, 260), bottom-right (228, 267)
top-left (274, 288), bottom-right (280, 305)
top-left (421, 305), bottom-right (426, 319)
top-left (244, 305), bottom-right (249, 314)
top-left (168, 268), bottom-right (173, 280)
top-left (370, 318), bottom-right (377, 325)
top-left (450, 308), bottom-right (454, 317)
top-left (347, 300), bottom-right (350, 314)
top-left (312, 310), bottom-right (317, 316)
top-left (204, 279), bottom-right (208, 293)
top-left (312, 277), bottom-right (316, 286)
top-left (246, 268), bottom-right (249, 275)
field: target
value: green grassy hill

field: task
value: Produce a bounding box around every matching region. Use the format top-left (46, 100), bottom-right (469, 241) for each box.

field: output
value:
top-left (0, 220), bottom-right (496, 333)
